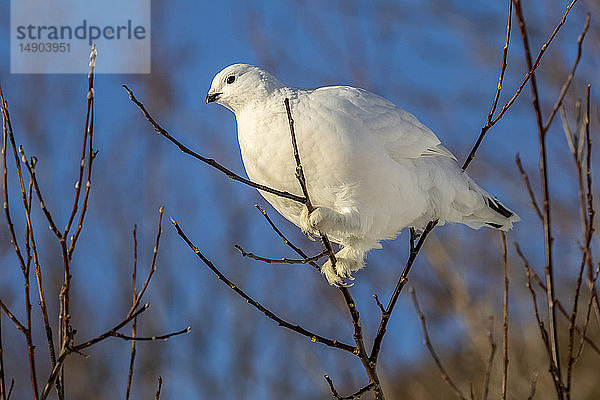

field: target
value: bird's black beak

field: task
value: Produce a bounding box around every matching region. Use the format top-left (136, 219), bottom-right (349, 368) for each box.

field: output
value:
top-left (206, 92), bottom-right (221, 104)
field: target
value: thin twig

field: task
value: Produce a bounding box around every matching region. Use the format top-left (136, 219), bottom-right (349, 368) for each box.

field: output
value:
top-left (123, 85), bottom-right (305, 203)
top-left (411, 287), bottom-right (467, 400)
top-left (345, 383), bottom-right (375, 400)
top-left (19, 149), bottom-right (58, 376)
top-left (515, 154), bottom-right (543, 221)
top-left (67, 82), bottom-right (97, 258)
top-left (21, 156), bottom-right (61, 238)
top-left (543, 15), bottom-right (590, 133)
top-left (154, 376), bottom-right (163, 400)
top-left (284, 99), bottom-right (381, 398)
top-left (254, 205), bottom-right (321, 272)
top-left (482, 317), bottom-right (496, 400)
top-left (40, 306), bottom-right (184, 400)
top-left (0, 86), bottom-right (39, 400)
top-left (0, 301), bottom-right (26, 334)
top-left (462, 0), bottom-right (579, 170)
top-left (0, 87), bottom-right (27, 274)
top-left (513, 1), bottom-right (563, 395)
top-left (582, 84), bottom-right (600, 330)
top-left (582, 82), bottom-right (599, 349)
top-left (370, 220), bottom-right (437, 364)
top-left (234, 245), bottom-right (327, 265)
top-left (526, 257), bottom-right (600, 357)
top-left (40, 205), bottom-right (179, 400)
top-left (576, 265), bottom-right (600, 361)
top-left (515, 243), bottom-right (564, 386)
top-left (171, 218), bottom-right (356, 354)
top-left (255, 202), bottom-right (376, 396)
top-left (568, 85), bottom-right (596, 389)
top-left (125, 226), bottom-right (138, 400)
top-left (325, 375), bottom-right (342, 399)
top-left (0, 309), bottom-right (5, 400)
top-left (5, 380), bottom-right (12, 400)
top-left (40, 305), bottom-right (150, 400)
top-left (110, 326), bottom-right (191, 341)
top-left (501, 232), bottom-right (508, 400)
top-left (62, 46), bottom-right (96, 238)
top-left (486, 0), bottom-right (513, 125)
top-left (324, 375), bottom-right (374, 400)
top-left (57, 47), bottom-right (97, 397)
top-left (367, 0), bottom-right (529, 370)
top-left (527, 372), bottom-right (539, 400)
top-left (283, 99), bottom-right (341, 275)
top-left (127, 206), bottom-right (164, 319)
top-left (372, 294), bottom-right (385, 314)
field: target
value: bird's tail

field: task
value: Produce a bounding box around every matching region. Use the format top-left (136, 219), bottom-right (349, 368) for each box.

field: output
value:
top-left (459, 177), bottom-right (520, 231)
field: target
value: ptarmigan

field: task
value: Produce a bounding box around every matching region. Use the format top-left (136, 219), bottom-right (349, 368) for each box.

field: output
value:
top-left (206, 64), bottom-right (519, 286)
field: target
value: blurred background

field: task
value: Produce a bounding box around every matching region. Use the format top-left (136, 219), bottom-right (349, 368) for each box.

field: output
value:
top-left (0, 0), bottom-right (599, 399)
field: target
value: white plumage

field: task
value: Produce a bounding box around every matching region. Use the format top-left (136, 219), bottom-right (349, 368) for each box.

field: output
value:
top-left (206, 64), bottom-right (519, 286)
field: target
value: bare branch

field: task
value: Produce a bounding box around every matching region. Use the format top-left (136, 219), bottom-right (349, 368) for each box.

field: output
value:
top-left (515, 154), bottom-right (543, 221)
top-left (482, 317), bottom-right (496, 400)
top-left (0, 85), bottom-right (40, 400)
top-left (501, 232), bottom-right (509, 400)
top-left (284, 99), bottom-right (381, 398)
top-left (543, 14), bottom-right (590, 133)
top-left (254, 205), bottom-right (320, 272)
top-left (324, 374), bottom-right (373, 400)
top-left (171, 218), bottom-right (356, 354)
top-left (324, 375), bottom-right (342, 399)
top-left (462, 0), bottom-right (579, 170)
top-left (0, 300), bottom-right (26, 335)
top-left (67, 87), bottom-right (97, 257)
top-left (62, 50), bottom-right (94, 237)
top-left (20, 156), bottom-right (61, 239)
top-left (0, 310), bottom-right (5, 400)
top-left (122, 85), bottom-right (305, 203)
top-left (57, 47), bottom-right (98, 396)
top-left (18, 148), bottom-right (58, 376)
top-left (5, 379), bottom-right (12, 400)
top-left (110, 326), bottom-right (191, 341)
top-left (234, 244), bottom-right (327, 265)
top-left (125, 226), bottom-right (138, 400)
top-left (513, 1), bottom-right (563, 395)
top-left (154, 376), bottom-right (163, 400)
top-left (515, 242), bottom-right (566, 389)
top-left (576, 265), bottom-right (600, 361)
top-left (486, 0), bottom-right (513, 124)
top-left (370, 219), bottom-right (437, 364)
top-left (0, 86), bottom-right (27, 274)
top-left (40, 305), bottom-right (150, 400)
top-left (411, 287), bottom-right (467, 400)
top-left (568, 85), bottom-right (597, 388)
top-left (527, 372), bottom-right (539, 400)
top-left (372, 294), bottom-right (385, 315)
top-left (127, 206), bottom-right (164, 319)
top-left (526, 257), bottom-right (600, 357)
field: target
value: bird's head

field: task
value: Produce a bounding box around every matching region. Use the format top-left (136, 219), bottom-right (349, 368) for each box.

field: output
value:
top-left (206, 64), bottom-right (282, 113)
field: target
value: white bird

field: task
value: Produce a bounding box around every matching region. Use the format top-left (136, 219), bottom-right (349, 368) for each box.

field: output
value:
top-left (206, 64), bottom-right (519, 286)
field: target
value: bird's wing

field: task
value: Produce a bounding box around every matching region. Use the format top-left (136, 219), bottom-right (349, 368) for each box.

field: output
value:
top-left (305, 86), bottom-right (457, 162)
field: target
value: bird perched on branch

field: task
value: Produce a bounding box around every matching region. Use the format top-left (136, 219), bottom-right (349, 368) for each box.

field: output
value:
top-left (206, 64), bottom-right (519, 286)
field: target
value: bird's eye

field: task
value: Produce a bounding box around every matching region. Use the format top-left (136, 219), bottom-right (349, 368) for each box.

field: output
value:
top-left (226, 75), bottom-right (236, 84)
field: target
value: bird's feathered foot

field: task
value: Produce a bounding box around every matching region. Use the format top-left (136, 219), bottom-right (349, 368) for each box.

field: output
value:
top-left (321, 257), bottom-right (357, 287)
top-left (300, 206), bottom-right (338, 235)
top-left (321, 246), bottom-right (367, 286)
